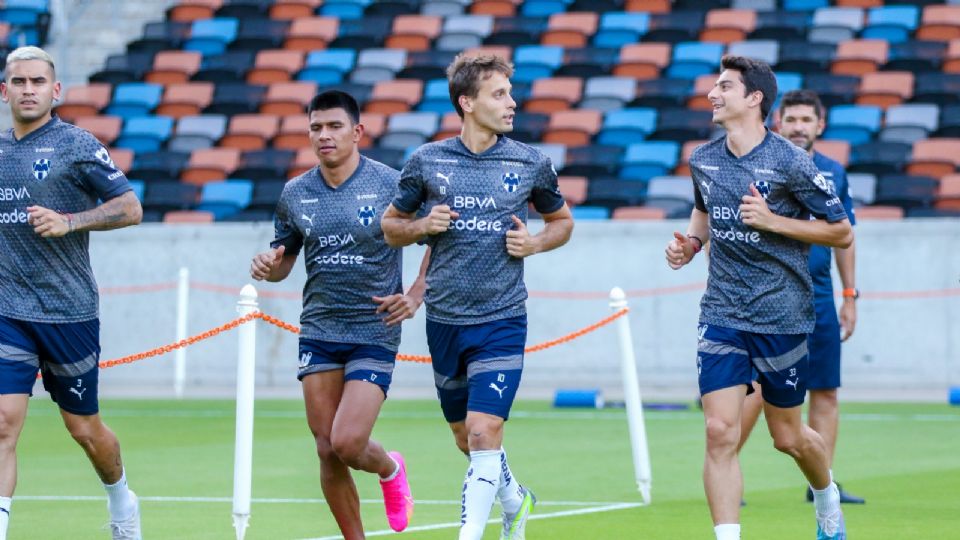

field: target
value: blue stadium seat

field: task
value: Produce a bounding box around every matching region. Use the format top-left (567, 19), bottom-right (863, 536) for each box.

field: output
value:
top-left (486, 16), bottom-right (548, 47)
top-left (233, 149), bottom-right (295, 181)
top-left (862, 6), bottom-right (918, 44)
top-left (570, 206), bottom-right (610, 220)
top-left (197, 180), bottom-right (254, 220)
top-left (783, 0), bottom-right (828, 10)
top-left (849, 142), bottom-right (911, 176)
top-left (298, 49), bottom-right (356, 85)
top-left (232, 18), bottom-right (289, 51)
top-left (621, 141), bottom-right (679, 182)
top-left (399, 50), bottom-right (458, 81)
top-left (521, 0), bottom-right (570, 18)
top-left (775, 72), bottom-right (804, 95)
top-left (193, 51), bottom-right (253, 83)
top-left (562, 145), bottom-right (623, 178)
top-left (106, 83), bottom-right (163, 119)
top-left (886, 41), bottom-right (945, 74)
top-left (823, 105), bottom-right (882, 146)
top-left (667, 42), bottom-right (724, 79)
top-left (594, 12), bottom-right (649, 49)
top-left (128, 180), bottom-right (145, 202)
top-left (598, 108), bottom-right (657, 146)
top-left (128, 151), bottom-right (190, 182)
top-left (321, 0), bottom-right (371, 19)
top-left (751, 11), bottom-right (810, 42)
top-left (418, 79), bottom-right (454, 114)
top-left (90, 53), bottom-right (155, 85)
top-left (558, 47), bottom-right (618, 79)
top-left (115, 116), bottom-right (174, 154)
top-left (645, 11), bottom-right (704, 44)
top-left (185, 18), bottom-right (239, 56)
top-left (513, 45), bottom-right (564, 83)
top-left (585, 178), bottom-right (646, 209)
top-left (330, 16), bottom-right (391, 49)
top-left (632, 78), bottom-right (692, 109)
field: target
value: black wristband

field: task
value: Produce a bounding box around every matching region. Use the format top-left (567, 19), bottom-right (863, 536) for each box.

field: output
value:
top-left (687, 235), bottom-right (703, 253)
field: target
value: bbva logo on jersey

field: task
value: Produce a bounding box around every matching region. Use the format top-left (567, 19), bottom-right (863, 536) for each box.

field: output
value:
top-left (357, 205), bottom-right (376, 226)
top-left (502, 172), bottom-right (521, 193)
top-left (32, 158), bottom-right (51, 181)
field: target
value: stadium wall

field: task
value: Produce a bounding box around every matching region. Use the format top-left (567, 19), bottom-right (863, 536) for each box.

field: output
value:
top-left (84, 220), bottom-right (959, 401)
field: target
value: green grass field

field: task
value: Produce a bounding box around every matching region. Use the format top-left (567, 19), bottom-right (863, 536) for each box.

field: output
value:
top-left (10, 399), bottom-right (960, 539)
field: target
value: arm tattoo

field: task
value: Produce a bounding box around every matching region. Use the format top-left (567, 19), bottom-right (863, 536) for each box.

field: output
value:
top-left (71, 192), bottom-right (142, 232)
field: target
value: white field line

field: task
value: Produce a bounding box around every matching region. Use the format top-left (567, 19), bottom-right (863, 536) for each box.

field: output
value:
top-left (15, 495), bottom-right (637, 507)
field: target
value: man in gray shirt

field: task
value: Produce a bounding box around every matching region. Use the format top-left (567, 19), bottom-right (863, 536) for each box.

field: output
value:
top-left (382, 54), bottom-right (573, 540)
top-left (250, 91), bottom-right (422, 537)
top-left (665, 56), bottom-right (852, 540)
top-left (0, 47), bottom-right (143, 540)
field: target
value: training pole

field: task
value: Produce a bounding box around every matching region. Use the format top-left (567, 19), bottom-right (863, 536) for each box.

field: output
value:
top-left (610, 287), bottom-right (652, 504)
top-left (232, 285), bottom-right (258, 540)
top-left (174, 267), bottom-right (190, 398)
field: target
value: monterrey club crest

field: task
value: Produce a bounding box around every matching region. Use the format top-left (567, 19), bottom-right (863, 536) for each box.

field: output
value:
top-left (357, 205), bottom-right (376, 226)
top-left (32, 158), bottom-right (51, 181)
top-left (754, 179), bottom-right (771, 199)
top-left (502, 172), bottom-right (520, 193)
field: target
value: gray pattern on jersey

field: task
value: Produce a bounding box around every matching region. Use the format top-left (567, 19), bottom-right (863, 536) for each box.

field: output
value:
top-left (690, 131), bottom-right (847, 334)
top-left (0, 117), bottom-right (132, 323)
top-left (272, 157), bottom-right (403, 350)
top-left (393, 136), bottom-right (564, 325)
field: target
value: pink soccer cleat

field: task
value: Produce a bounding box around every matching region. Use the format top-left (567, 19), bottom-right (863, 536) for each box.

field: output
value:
top-left (380, 451), bottom-right (414, 532)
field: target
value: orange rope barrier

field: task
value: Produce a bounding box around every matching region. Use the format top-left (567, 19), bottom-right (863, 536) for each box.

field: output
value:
top-left (76, 307), bottom-right (632, 373)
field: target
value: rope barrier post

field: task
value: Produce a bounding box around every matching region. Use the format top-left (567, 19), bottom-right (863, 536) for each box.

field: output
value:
top-left (174, 267), bottom-right (190, 398)
top-left (609, 286), bottom-right (652, 504)
top-left (232, 285), bottom-right (258, 540)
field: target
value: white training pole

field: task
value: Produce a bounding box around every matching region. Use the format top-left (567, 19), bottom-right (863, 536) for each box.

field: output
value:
top-left (232, 285), bottom-right (258, 540)
top-left (609, 287), bottom-right (653, 504)
top-left (174, 267), bottom-right (190, 398)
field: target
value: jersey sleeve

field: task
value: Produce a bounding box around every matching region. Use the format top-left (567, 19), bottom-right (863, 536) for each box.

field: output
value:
top-left (392, 151), bottom-right (426, 214)
top-left (691, 166), bottom-right (707, 212)
top-left (835, 168), bottom-right (856, 226)
top-left (70, 131), bottom-right (132, 201)
top-left (788, 152), bottom-right (847, 222)
top-left (269, 189), bottom-right (304, 256)
top-left (529, 154), bottom-right (565, 214)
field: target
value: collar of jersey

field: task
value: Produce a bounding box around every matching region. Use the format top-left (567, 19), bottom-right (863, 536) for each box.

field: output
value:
top-left (454, 133), bottom-right (506, 157)
top-left (10, 115), bottom-right (59, 143)
top-left (722, 128), bottom-right (772, 161)
top-left (316, 154), bottom-right (366, 192)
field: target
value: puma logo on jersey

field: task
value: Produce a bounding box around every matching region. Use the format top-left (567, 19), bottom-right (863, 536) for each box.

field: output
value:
top-left (489, 382), bottom-right (507, 398)
top-left (436, 172), bottom-right (452, 184)
top-left (785, 378), bottom-right (799, 390)
top-left (69, 386), bottom-right (87, 400)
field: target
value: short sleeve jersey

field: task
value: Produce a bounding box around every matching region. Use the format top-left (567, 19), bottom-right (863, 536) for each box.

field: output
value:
top-left (808, 151), bottom-right (856, 300)
top-left (691, 131), bottom-right (848, 334)
top-left (392, 136), bottom-right (565, 325)
top-left (272, 157), bottom-right (403, 350)
top-left (0, 117), bottom-right (132, 323)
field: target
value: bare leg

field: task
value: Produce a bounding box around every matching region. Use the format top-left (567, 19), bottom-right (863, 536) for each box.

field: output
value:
top-left (735, 382), bottom-right (763, 454)
top-left (303, 371), bottom-right (363, 540)
top-left (807, 389), bottom-right (839, 467)
top-left (701, 386), bottom-right (746, 526)
top-left (330, 380), bottom-right (395, 478)
top-left (0, 395), bottom-right (29, 497)
top-left (60, 410), bottom-right (123, 484)
top-left (763, 401), bottom-right (831, 489)
top-left (448, 421), bottom-right (469, 456)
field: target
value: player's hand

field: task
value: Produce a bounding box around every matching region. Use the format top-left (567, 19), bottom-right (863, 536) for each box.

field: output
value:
top-left (250, 245), bottom-right (285, 281)
top-left (665, 231), bottom-right (695, 269)
top-left (374, 293), bottom-right (422, 326)
top-left (839, 297), bottom-right (857, 341)
top-left (421, 204), bottom-right (460, 235)
top-left (740, 184), bottom-right (776, 231)
top-left (506, 215), bottom-right (538, 258)
top-left (26, 206), bottom-right (70, 238)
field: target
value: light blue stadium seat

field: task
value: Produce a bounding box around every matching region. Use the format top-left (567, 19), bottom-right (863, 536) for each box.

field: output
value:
top-left (380, 112), bottom-right (440, 150)
top-left (418, 79), bottom-right (454, 113)
top-left (128, 180), bottom-right (145, 202)
top-left (571, 206), bottom-right (610, 220)
top-left (775, 72), bottom-right (804, 95)
top-left (594, 12), bottom-right (648, 49)
top-left (646, 175), bottom-right (695, 204)
top-left (513, 45), bottom-right (564, 84)
top-left (197, 180), bottom-right (254, 220)
top-left (320, 0), bottom-right (370, 19)
top-left (299, 49), bottom-right (356, 85)
top-left (783, 0), bottom-right (828, 10)
top-left (667, 42), bottom-right (725, 80)
top-left (598, 108), bottom-right (657, 146)
top-left (115, 116), bottom-right (174, 154)
top-left (351, 48), bottom-right (408, 85)
top-left (106, 83), bottom-right (163, 119)
top-left (862, 6), bottom-right (919, 44)
top-left (185, 18), bottom-right (239, 56)
top-left (622, 141), bottom-right (679, 182)
top-left (727, 40), bottom-right (780, 66)
top-left (823, 105), bottom-right (882, 146)
top-left (521, 0), bottom-right (571, 18)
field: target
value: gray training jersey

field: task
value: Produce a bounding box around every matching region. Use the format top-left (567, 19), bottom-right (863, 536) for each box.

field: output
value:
top-left (272, 157), bottom-right (403, 350)
top-left (0, 117), bottom-right (132, 323)
top-left (691, 130), bottom-right (848, 335)
top-left (393, 135), bottom-right (565, 325)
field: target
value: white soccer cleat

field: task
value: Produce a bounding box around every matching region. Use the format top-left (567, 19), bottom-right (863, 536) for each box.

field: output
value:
top-left (108, 490), bottom-right (142, 540)
top-left (500, 486), bottom-right (536, 540)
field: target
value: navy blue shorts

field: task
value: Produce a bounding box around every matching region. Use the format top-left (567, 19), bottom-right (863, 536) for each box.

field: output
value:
top-left (807, 298), bottom-right (841, 390)
top-left (426, 315), bottom-right (526, 423)
top-left (0, 315), bottom-right (101, 415)
top-left (297, 338), bottom-right (395, 395)
top-left (697, 323), bottom-right (809, 408)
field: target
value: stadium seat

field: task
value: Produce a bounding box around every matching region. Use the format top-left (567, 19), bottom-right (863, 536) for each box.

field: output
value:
top-left (232, 18), bottom-right (289, 51)
top-left (832, 39), bottom-right (888, 76)
top-left (365, 79), bottom-right (423, 115)
top-left (823, 104), bottom-right (882, 146)
top-left (856, 71), bottom-right (913, 109)
top-left (90, 52), bottom-right (154, 84)
top-left (366, 0), bottom-right (419, 17)
top-left (521, 0), bottom-right (568, 18)
top-left (185, 18), bottom-right (239, 56)
top-left (611, 205), bottom-right (667, 220)
top-left (106, 83), bottom-right (163, 119)
top-left (851, 205), bottom-right (902, 219)
top-left (114, 116), bottom-right (174, 154)
top-left (204, 82), bottom-right (266, 115)
top-left (524, 77), bottom-right (582, 113)
top-left (270, 0), bottom-right (320, 20)
top-left (557, 176), bottom-right (588, 206)
top-left (874, 174), bottom-right (938, 210)
top-left (513, 45), bottom-right (564, 83)
top-left (728, 40), bottom-right (779, 67)
top-left (361, 147), bottom-right (406, 169)
top-left (284, 16), bottom-right (339, 51)
top-left (530, 142), bottom-right (566, 170)
top-left (614, 42), bottom-right (671, 79)
top-left (908, 139), bottom-right (960, 179)
top-left (298, 49), bottom-right (355, 85)
top-left (330, 16), bottom-right (391, 49)
top-left (810, 7), bottom-right (864, 45)
top-left (585, 178), bottom-right (647, 209)
top-left (168, 0), bottom-right (222, 23)
top-left (542, 12), bottom-right (598, 48)
top-left (219, 114), bottom-right (279, 151)
top-left (163, 210), bottom-right (215, 223)
top-left (645, 11), bottom-right (704, 44)
top-left (143, 182), bottom-right (201, 212)
top-left (649, 109), bottom-right (712, 142)
top-left (561, 144), bottom-right (623, 178)
top-left (675, 139), bottom-right (708, 176)
top-left (351, 48), bottom-right (407, 84)
top-left (485, 16), bottom-right (547, 47)
top-left (146, 50), bottom-right (202, 84)
top-left (594, 12), bottom-right (649, 49)
top-left (417, 79), bottom-right (454, 114)
top-left (260, 81), bottom-right (316, 115)
top-left (916, 5), bottom-right (960, 41)
top-left (128, 180), bottom-right (146, 203)
top-left (55, 84), bottom-right (112, 122)
top-left (848, 141), bottom-right (911, 176)
top-left (274, 114), bottom-right (309, 149)
top-left (621, 141), bottom-right (679, 182)
top-left (804, 73), bottom-right (860, 108)
top-left (193, 51), bottom-right (253, 83)
top-left (642, 198), bottom-right (694, 219)
top-left (380, 111), bottom-right (439, 150)
top-left (813, 140), bottom-right (851, 168)
top-left (320, 0), bottom-right (369, 19)
top-left (129, 21), bottom-right (192, 53)
top-left (862, 6), bottom-right (918, 44)
top-left (509, 112), bottom-right (549, 143)
top-left (776, 41), bottom-right (835, 74)
top-left (75, 116), bottom-right (122, 146)
top-left (783, 0), bottom-right (828, 9)
top-left (624, 0), bottom-right (670, 14)
top-left (570, 205), bottom-right (610, 220)
top-left (156, 82), bottom-right (216, 118)
top-left (847, 172), bottom-right (876, 205)
top-left (400, 50), bottom-right (458, 80)
top-left (557, 47), bottom-right (618, 79)
top-left (387, 14), bottom-right (442, 51)
top-left (701, 9), bottom-right (757, 44)
top-left (422, 0), bottom-right (469, 17)
top-left (935, 174), bottom-right (960, 210)
top-left (247, 49), bottom-right (304, 84)
top-left (880, 104), bottom-right (938, 144)
top-left (542, 110), bottom-right (601, 147)
top-left (885, 40), bottom-right (944, 73)
top-left (751, 10), bottom-right (809, 42)
top-left (580, 76), bottom-right (636, 112)
top-left (181, 147), bottom-right (242, 184)
top-left (598, 108), bottom-right (657, 146)
top-left (436, 14), bottom-right (493, 51)
top-left (107, 148), bottom-right (134, 174)
top-left (216, 0), bottom-right (272, 19)
top-left (248, 179), bottom-right (287, 210)
top-left (433, 112), bottom-right (462, 141)
top-left (234, 149), bottom-right (295, 181)
top-left (632, 78), bottom-right (692, 108)
top-left (667, 42), bottom-right (725, 80)
top-left (646, 175), bottom-right (695, 204)
top-left (196, 180), bottom-right (254, 219)
top-left (128, 151), bottom-right (191, 182)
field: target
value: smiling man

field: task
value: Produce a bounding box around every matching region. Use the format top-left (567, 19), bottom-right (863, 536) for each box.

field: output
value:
top-left (381, 54), bottom-right (573, 540)
top-left (664, 56), bottom-right (852, 540)
top-left (0, 46), bottom-right (143, 540)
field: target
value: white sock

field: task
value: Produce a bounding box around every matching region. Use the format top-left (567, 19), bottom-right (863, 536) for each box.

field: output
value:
top-left (459, 450), bottom-right (501, 540)
top-left (497, 448), bottom-right (524, 515)
top-left (104, 469), bottom-right (135, 521)
top-left (380, 456), bottom-right (401, 482)
top-left (811, 481), bottom-right (840, 516)
top-left (0, 496), bottom-right (11, 540)
top-left (714, 523), bottom-right (740, 540)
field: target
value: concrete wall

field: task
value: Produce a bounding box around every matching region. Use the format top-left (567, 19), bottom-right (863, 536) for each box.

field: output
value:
top-left (85, 220), bottom-right (960, 401)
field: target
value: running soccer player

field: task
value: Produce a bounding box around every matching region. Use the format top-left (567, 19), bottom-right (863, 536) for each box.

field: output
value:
top-left (664, 56), bottom-right (851, 540)
top-left (250, 90), bottom-right (420, 538)
top-left (0, 46), bottom-right (143, 540)
top-left (737, 89), bottom-right (865, 505)
top-left (381, 54), bottom-right (574, 540)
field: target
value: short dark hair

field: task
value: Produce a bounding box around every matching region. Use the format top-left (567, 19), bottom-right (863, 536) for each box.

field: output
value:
top-left (306, 90), bottom-right (360, 124)
top-left (720, 55), bottom-right (778, 121)
top-left (779, 89), bottom-right (825, 119)
top-left (446, 54), bottom-right (514, 118)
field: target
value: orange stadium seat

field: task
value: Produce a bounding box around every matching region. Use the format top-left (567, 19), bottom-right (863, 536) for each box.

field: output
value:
top-left (916, 5), bottom-right (960, 41)
top-left (219, 114), bottom-right (280, 151)
top-left (434, 112), bottom-right (462, 141)
top-left (832, 39), bottom-right (888, 76)
top-left (156, 82), bottom-right (215, 118)
top-left (107, 148), bottom-right (133, 173)
top-left (75, 116), bottom-right (122, 146)
top-left (814, 140), bottom-right (852, 167)
top-left (675, 139), bottom-right (708, 176)
top-left (366, 80), bottom-right (424, 115)
top-left (542, 12), bottom-right (599, 48)
top-left (0, 23), bottom-right (10, 44)
top-left (688, 74), bottom-right (716, 111)
top-left (260, 82), bottom-right (317, 115)
top-left (543, 110), bottom-right (602, 147)
top-left (387, 15), bottom-right (443, 51)
top-left (167, 0), bottom-right (222, 22)
top-left (464, 45), bottom-right (513, 60)
top-left (163, 210), bottom-right (215, 223)
top-left (274, 114), bottom-right (309, 150)
top-left (284, 17), bottom-right (339, 51)
top-left (935, 174), bottom-right (960, 210)
top-left (625, 0), bottom-right (670, 13)
top-left (701, 9), bottom-right (757, 44)
top-left (290, 147), bottom-right (318, 177)
top-left (853, 205), bottom-right (904, 219)
top-left (524, 77), bottom-right (583, 114)
top-left (908, 139), bottom-right (960, 179)
top-left (470, 0), bottom-right (517, 17)
top-left (557, 176), bottom-right (588, 206)
top-left (612, 206), bottom-right (667, 220)
top-left (146, 51), bottom-right (202, 84)
top-left (181, 147), bottom-right (241, 184)
top-left (942, 40), bottom-right (960, 73)
top-left (836, 0), bottom-right (882, 7)
top-left (270, 0), bottom-right (321, 20)
top-left (614, 43), bottom-right (671, 79)
top-left (55, 84), bottom-right (112, 122)
top-left (857, 71), bottom-right (913, 109)
top-left (247, 50), bottom-right (304, 84)
top-left (359, 112), bottom-right (387, 148)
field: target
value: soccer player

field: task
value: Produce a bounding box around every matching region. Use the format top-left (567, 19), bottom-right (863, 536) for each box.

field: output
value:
top-left (665, 56), bottom-right (851, 540)
top-left (737, 89), bottom-right (864, 505)
top-left (250, 90), bottom-right (419, 538)
top-left (0, 47), bottom-right (143, 540)
top-left (381, 54), bottom-right (574, 540)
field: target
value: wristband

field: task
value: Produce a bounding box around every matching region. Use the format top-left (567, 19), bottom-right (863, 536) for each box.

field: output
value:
top-left (65, 213), bottom-right (74, 233)
top-left (687, 235), bottom-right (703, 254)
top-left (842, 288), bottom-right (859, 299)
